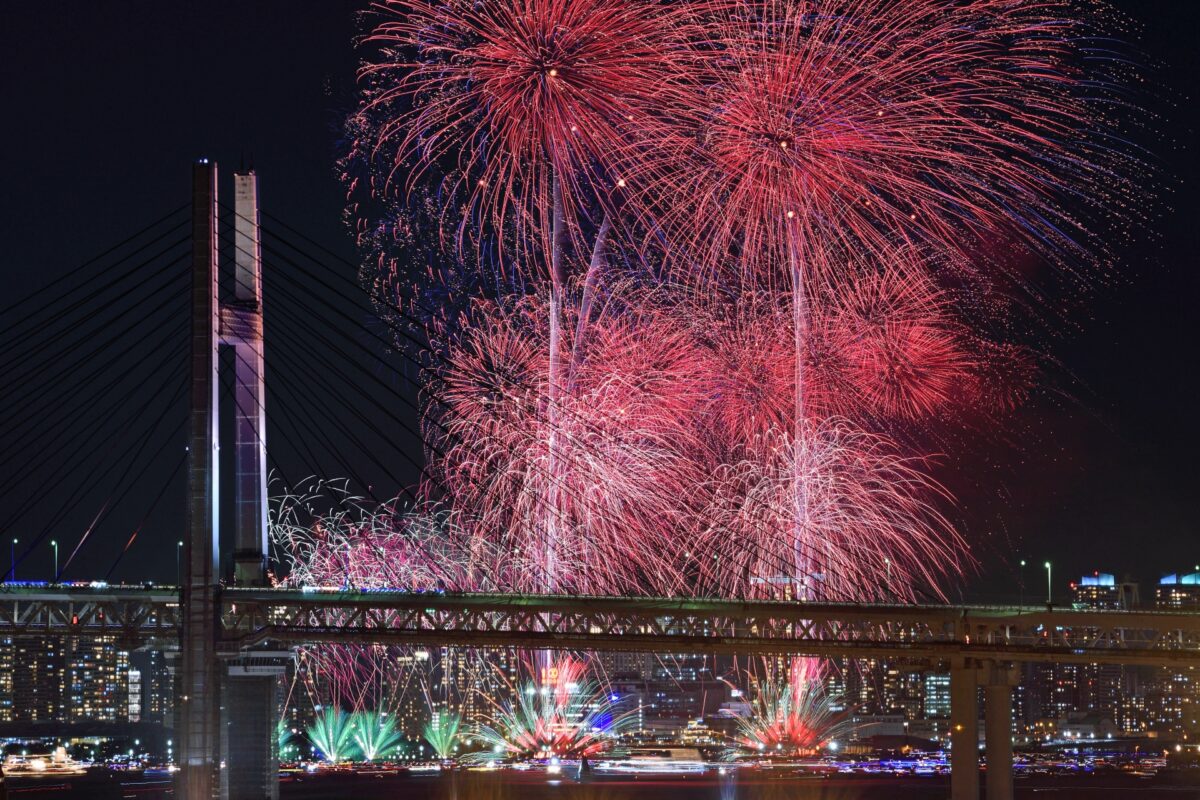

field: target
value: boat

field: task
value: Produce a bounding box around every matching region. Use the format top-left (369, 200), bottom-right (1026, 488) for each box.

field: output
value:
top-left (3, 747), bottom-right (86, 778)
top-left (595, 747), bottom-right (710, 775)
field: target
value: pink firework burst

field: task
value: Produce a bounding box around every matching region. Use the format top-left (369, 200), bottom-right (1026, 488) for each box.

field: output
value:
top-left (696, 418), bottom-right (964, 602)
top-left (471, 655), bottom-right (635, 760)
top-left (429, 295), bottom-right (705, 595)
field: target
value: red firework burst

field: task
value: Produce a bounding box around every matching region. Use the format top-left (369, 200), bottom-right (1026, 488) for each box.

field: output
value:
top-left (630, 0), bottom-right (1138, 282)
top-left (698, 258), bottom-right (977, 445)
top-left (361, 0), bottom-right (689, 250)
top-left (833, 265), bottom-right (972, 420)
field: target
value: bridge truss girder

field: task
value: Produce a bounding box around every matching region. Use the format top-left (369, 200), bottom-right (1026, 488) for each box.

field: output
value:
top-left (1, 587), bottom-right (1198, 668)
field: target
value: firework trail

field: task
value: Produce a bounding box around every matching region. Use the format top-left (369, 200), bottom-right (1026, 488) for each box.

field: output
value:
top-left (733, 658), bottom-right (850, 758)
top-left (271, 480), bottom-right (475, 592)
top-left (361, 0), bottom-right (693, 249)
top-left (307, 708), bottom-right (358, 763)
top-left (353, 710), bottom-right (407, 761)
top-left (694, 256), bottom-right (989, 447)
top-left (423, 711), bottom-right (463, 760)
top-left (619, 0), bottom-right (1138, 593)
top-left (631, 0), bottom-right (1141, 282)
top-left (469, 655), bottom-right (635, 761)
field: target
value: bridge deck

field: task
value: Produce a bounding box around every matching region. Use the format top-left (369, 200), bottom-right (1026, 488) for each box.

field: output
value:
top-left (0, 585), bottom-right (1196, 665)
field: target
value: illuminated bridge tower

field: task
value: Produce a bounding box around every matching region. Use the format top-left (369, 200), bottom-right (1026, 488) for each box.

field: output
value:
top-left (179, 161), bottom-right (280, 800)
top-left (229, 170), bottom-right (270, 588)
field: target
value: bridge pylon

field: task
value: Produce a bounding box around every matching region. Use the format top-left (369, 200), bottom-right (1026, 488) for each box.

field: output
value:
top-left (178, 161), bottom-right (280, 800)
top-left (179, 158), bottom-right (222, 800)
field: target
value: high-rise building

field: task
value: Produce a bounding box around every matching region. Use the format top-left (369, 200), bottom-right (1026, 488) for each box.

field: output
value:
top-left (13, 636), bottom-right (65, 721)
top-left (2, 636), bottom-right (140, 724)
top-left (0, 636), bottom-right (13, 722)
top-left (128, 668), bottom-right (143, 722)
top-left (66, 637), bottom-right (129, 722)
top-left (130, 650), bottom-right (174, 725)
top-left (596, 652), bottom-right (652, 680)
top-left (1060, 572), bottom-right (1133, 732)
top-left (923, 673), bottom-right (950, 719)
top-left (1151, 573), bottom-right (1200, 737)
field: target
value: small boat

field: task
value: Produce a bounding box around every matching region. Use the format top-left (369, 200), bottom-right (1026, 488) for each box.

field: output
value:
top-left (3, 747), bottom-right (87, 778)
top-left (595, 747), bottom-right (709, 775)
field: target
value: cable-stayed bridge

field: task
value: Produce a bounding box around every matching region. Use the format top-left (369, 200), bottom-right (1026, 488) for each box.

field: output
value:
top-left (3, 161), bottom-right (1198, 800)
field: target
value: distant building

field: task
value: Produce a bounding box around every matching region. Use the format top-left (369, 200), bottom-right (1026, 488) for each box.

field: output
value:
top-left (922, 674), bottom-right (950, 720)
top-left (1157, 572), bottom-right (1200, 609)
top-left (66, 637), bottom-right (129, 722)
top-left (130, 650), bottom-right (174, 725)
top-left (1021, 571), bottom-right (1139, 735)
top-left (1059, 711), bottom-right (1119, 741)
top-left (1152, 573), bottom-right (1200, 738)
top-left (13, 636), bottom-right (65, 721)
top-left (0, 636), bottom-right (140, 724)
top-left (0, 636), bottom-right (13, 722)
top-left (128, 668), bottom-right (142, 722)
top-left (1071, 573), bottom-right (1120, 609)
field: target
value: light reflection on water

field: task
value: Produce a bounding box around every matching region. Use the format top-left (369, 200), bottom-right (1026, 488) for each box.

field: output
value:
top-left (279, 765), bottom-right (1200, 800)
top-left (429, 770), bottom-right (923, 800)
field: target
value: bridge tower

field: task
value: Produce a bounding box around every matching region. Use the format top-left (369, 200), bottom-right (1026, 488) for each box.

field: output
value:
top-left (179, 160), bottom-right (279, 800)
top-left (179, 159), bottom-right (222, 800)
top-left (229, 170), bottom-right (270, 588)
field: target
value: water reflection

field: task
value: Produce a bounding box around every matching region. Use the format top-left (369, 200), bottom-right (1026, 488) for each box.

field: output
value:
top-left (433, 769), bottom-right (915, 800)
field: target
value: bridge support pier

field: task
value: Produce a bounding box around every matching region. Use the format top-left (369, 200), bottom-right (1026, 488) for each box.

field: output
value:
top-left (984, 664), bottom-right (1017, 800)
top-left (222, 657), bottom-right (287, 800)
top-left (949, 658), bottom-right (1017, 800)
top-left (950, 657), bottom-right (979, 800)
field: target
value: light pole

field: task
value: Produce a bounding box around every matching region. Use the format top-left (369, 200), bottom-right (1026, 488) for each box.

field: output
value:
top-left (1019, 559), bottom-right (1026, 606)
top-left (10, 539), bottom-right (16, 582)
top-left (176, 540), bottom-right (183, 583)
top-left (50, 540), bottom-right (58, 582)
top-left (1044, 561), bottom-right (1052, 605)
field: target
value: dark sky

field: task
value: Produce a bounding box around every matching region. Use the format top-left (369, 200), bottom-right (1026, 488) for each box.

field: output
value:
top-left (0, 1), bottom-right (1196, 600)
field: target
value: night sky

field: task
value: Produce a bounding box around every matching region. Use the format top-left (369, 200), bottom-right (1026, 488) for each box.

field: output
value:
top-left (1, 1), bottom-right (1196, 601)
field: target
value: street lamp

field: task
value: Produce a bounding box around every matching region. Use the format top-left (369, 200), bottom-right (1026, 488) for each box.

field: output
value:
top-left (1019, 559), bottom-right (1027, 606)
top-left (1044, 561), bottom-right (1052, 605)
top-left (10, 538), bottom-right (16, 582)
top-left (176, 541), bottom-right (184, 583)
top-left (50, 540), bottom-right (58, 582)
